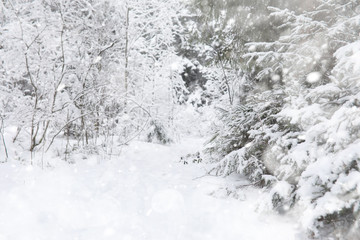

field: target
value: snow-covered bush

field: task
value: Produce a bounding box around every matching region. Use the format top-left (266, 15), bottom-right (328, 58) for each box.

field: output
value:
top-left (145, 119), bottom-right (173, 145)
top-left (206, 89), bottom-right (289, 185)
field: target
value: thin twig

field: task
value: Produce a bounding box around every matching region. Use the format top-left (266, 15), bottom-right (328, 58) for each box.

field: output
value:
top-left (0, 117), bottom-right (9, 160)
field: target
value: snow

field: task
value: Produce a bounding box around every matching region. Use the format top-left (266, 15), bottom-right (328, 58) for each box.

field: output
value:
top-left (306, 72), bottom-right (322, 84)
top-left (93, 56), bottom-right (102, 64)
top-left (0, 138), bottom-right (299, 240)
top-left (271, 74), bottom-right (281, 82)
top-left (170, 62), bottom-right (181, 71)
top-left (248, 45), bottom-right (257, 52)
top-left (56, 83), bottom-right (66, 92)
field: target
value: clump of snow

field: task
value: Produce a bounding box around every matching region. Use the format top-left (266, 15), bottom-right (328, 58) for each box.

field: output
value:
top-left (170, 62), bottom-right (181, 71)
top-left (271, 74), bottom-right (281, 82)
top-left (306, 72), bottom-right (322, 84)
top-left (93, 56), bottom-right (102, 64)
top-left (56, 83), bottom-right (66, 92)
top-left (248, 45), bottom-right (257, 52)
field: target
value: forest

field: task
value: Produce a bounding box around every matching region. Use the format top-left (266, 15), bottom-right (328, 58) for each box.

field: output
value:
top-left (1, 0), bottom-right (360, 239)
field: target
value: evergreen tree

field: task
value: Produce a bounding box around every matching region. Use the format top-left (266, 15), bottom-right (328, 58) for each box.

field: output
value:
top-left (201, 0), bottom-right (360, 238)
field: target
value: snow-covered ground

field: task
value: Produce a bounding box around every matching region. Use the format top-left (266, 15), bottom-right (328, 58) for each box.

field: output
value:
top-left (0, 138), bottom-right (299, 240)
